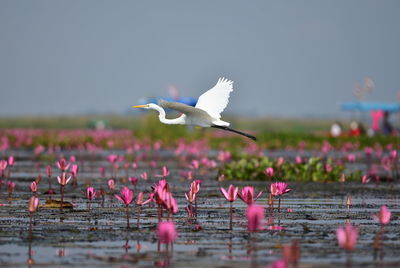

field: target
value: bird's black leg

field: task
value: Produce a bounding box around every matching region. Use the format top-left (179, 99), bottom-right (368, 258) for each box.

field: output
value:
top-left (211, 125), bottom-right (256, 141)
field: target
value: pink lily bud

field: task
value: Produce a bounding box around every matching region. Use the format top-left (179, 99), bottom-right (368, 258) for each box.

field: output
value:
top-left (372, 205), bottom-right (391, 225)
top-left (28, 196), bottom-right (39, 213)
top-left (107, 154), bottom-right (118, 164)
top-left (107, 179), bottom-right (115, 191)
top-left (157, 221), bottom-right (177, 244)
top-left (277, 157), bottom-right (285, 167)
top-left (30, 181), bottom-right (37, 193)
top-left (336, 223), bottom-right (358, 251)
top-left (129, 177), bottom-right (138, 185)
top-left (7, 181), bottom-right (16, 192)
top-left (8, 156), bottom-right (15, 167)
top-left (140, 172), bottom-right (148, 181)
top-left (85, 187), bottom-right (96, 201)
top-left (265, 167), bottom-right (274, 177)
top-left (131, 162), bottom-right (137, 170)
top-left (70, 164), bottom-right (79, 177)
top-left (246, 204), bottom-right (265, 232)
top-left (0, 160), bottom-right (7, 171)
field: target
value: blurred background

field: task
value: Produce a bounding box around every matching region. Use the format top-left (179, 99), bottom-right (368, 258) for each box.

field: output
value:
top-left (0, 0), bottom-right (399, 135)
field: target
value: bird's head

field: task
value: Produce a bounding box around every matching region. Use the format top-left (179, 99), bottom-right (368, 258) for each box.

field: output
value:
top-left (132, 103), bottom-right (157, 110)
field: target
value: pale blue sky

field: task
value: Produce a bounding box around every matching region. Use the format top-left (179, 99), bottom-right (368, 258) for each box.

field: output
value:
top-left (0, 0), bottom-right (399, 117)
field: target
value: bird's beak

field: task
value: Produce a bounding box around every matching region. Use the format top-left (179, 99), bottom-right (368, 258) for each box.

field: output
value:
top-left (132, 105), bottom-right (148, 108)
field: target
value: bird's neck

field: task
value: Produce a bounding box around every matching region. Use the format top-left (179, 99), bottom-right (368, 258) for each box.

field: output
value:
top-left (152, 105), bottom-right (185, 125)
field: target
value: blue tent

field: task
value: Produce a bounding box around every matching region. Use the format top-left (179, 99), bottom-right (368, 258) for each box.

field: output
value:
top-left (341, 102), bottom-right (400, 112)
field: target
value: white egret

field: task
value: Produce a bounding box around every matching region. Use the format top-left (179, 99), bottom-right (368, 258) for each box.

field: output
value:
top-left (132, 78), bottom-right (256, 141)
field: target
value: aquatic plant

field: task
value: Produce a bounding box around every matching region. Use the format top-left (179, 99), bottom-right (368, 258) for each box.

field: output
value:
top-left (220, 184), bottom-right (238, 230)
top-left (157, 221), bottom-right (177, 244)
top-left (336, 223), bottom-right (358, 251)
top-left (282, 240), bottom-right (300, 267)
top-left (70, 164), bottom-right (79, 187)
top-left (136, 192), bottom-right (151, 228)
top-left (270, 182), bottom-right (291, 212)
top-left (238, 186), bottom-right (262, 206)
top-left (30, 181), bottom-right (37, 194)
top-left (246, 204), bottom-right (264, 232)
top-left (219, 155), bottom-right (363, 182)
top-left (57, 174), bottom-right (72, 209)
top-left (114, 186), bottom-right (134, 228)
top-left (372, 205), bottom-right (391, 225)
top-left (156, 166), bottom-right (170, 178)
top-left (84, 187), bottom-right (96, 211)
top-left (27, 196), bottom-right (39, 239)
top-left (45, 165), bottom-right (55, 194)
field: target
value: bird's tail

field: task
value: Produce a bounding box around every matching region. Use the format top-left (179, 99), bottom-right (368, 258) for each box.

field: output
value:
top-left (211, 125), bottom-right (257, 141)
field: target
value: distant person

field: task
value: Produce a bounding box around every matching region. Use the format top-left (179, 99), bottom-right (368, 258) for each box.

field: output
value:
top-left (330, 121), bottom-right (342, 137)
top-left (381, 111), bottom-right (393, 135)
top-left (349, 121), bottom-right (364, 136)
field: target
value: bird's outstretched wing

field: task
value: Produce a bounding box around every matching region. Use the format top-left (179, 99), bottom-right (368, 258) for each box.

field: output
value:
top-left (158, 99), bottom-right (208, 117)
top-left (195, 77), bottom-right (233, 119)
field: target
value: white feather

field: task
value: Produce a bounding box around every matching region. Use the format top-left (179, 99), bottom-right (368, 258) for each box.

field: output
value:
top-left (195, 77), bottom-right (233, 119)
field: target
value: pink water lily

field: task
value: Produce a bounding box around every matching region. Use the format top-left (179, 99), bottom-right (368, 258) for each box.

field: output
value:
top-left (220, 184), bottom-right (239, 202)
top-left (270, 182), bottom-right (290, 212)
top-left (220, 184), bottom-right (238, 230)
top-left (57, 174), bottom-right (71, 209)
top-left (372, 205), bottom-right (391, 225)
top-left (246, 204), bottom-right (265, 232)
top-left (115, 186), bottom-right (134, 228)
top-left (157, 221), bottom-right (177, 244)
top-left (238, 186), bottom-right (263, 205)
top-left (56, 158), bottom-right (70, 172)
top-left (270, 182), bottom-right (291, 196)
top-left (114, 186), bottom-right (133, 206)
top-left (336, 223), bottom-right (358, 251)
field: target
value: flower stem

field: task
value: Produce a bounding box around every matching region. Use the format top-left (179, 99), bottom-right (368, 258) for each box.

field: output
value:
top-left (278, 197), bottom-right (281, 213)
top-left (60, 185), bottom-right (64, 209)
top-left (229, 202), bottom-right (233, 230)
top-left (126, 205), bottom-right (130, 228)
top-left (137, 206), bottom-right (141, 228)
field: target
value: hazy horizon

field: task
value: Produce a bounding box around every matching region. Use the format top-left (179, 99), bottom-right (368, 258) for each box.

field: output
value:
top-left (1, 1), bottom-right (399, 118)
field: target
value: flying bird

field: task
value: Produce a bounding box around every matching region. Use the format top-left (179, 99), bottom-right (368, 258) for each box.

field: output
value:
top-left (132, 78), bottom-right (256, 141)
